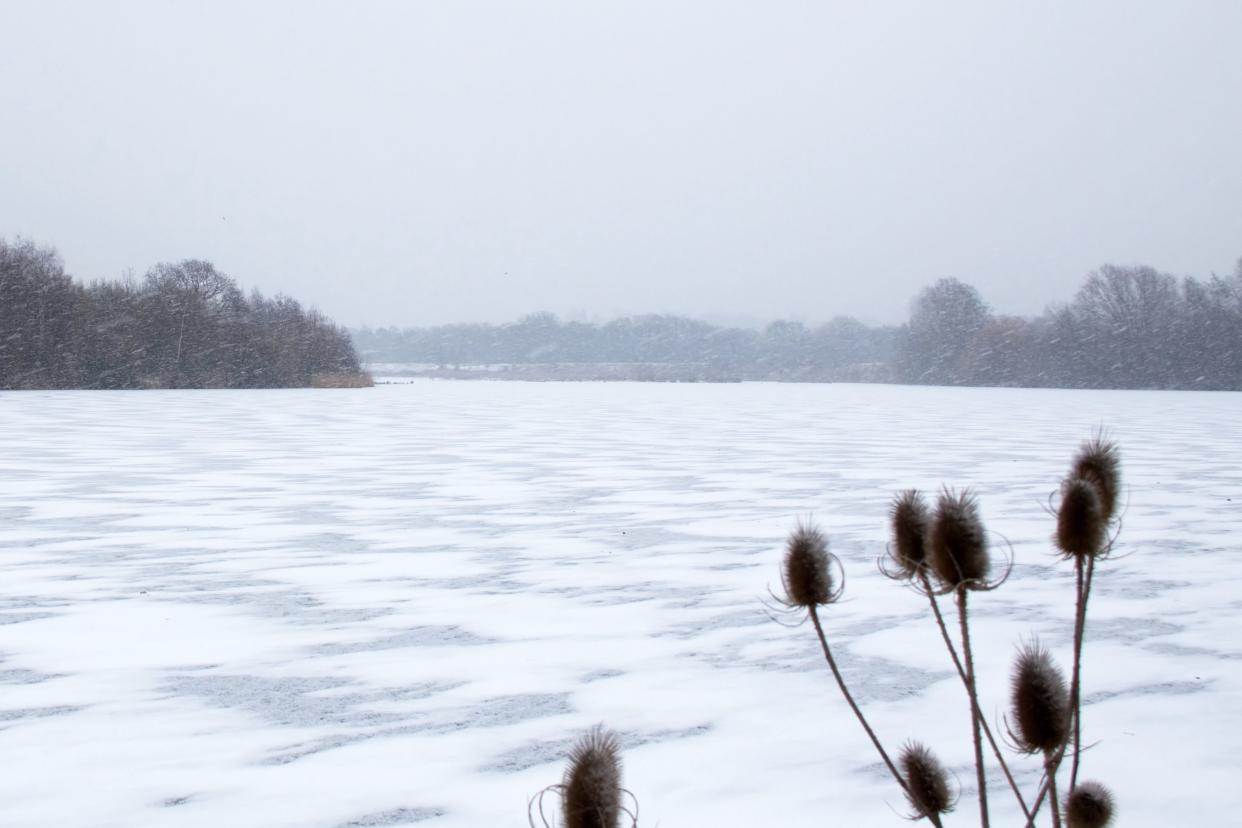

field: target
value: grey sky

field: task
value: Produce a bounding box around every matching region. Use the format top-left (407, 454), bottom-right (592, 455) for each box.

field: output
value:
top-left (2, 1), bottom-right (1240, 328)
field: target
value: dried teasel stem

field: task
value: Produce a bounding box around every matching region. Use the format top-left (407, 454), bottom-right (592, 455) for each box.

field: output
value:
top-left (1045, 757), bottom-right (1063, 828)
top-left (1058, 439), bottom-right (1118, 792)
top-left (806, 605), bottom-right (909, 799)
top-left (920, 573), bottom-right (1032, 821)
top-left (927, 492), bottom-right (994, 828)
top-left (1029, 774), bottom-right (1117, 828)
top-left (1024, 774), bottom-right (1056, 828)
top-left (1068, 553), bottom-right (1096, 789)
top-left (1045, 539), bottom-right (1099, 797)
top-left (893, 491), bottom-right (1029, 821)
top-left (956, 588), bottom-right (990, 828)
top-left (783, 524), bottom-right (908, 799)
top-left (1027, 470), bottom-right (1113, 828)
top-left (1023, 562), bottom-right (1095, 828)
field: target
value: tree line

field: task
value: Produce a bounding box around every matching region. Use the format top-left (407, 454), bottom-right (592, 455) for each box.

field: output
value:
top-left (1, 238), bottom-right (366, 390)
top-left (355, 311), bottom-right (898, 382)
top-left (898, 263), bottom-right (1242, 389)
top-left (356, 260), bottom-right (1242, 390)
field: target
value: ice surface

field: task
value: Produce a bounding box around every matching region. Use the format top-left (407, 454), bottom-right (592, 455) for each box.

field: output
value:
top-left (0, 382), bottom-right (1238, 826)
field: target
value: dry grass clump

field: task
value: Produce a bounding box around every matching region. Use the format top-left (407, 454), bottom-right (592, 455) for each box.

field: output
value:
top-left (310, 371), bottom-right (374, 388)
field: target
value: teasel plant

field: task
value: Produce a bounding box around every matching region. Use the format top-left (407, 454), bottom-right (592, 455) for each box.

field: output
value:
top-left (1056, 439), bottom-right (1121, 787)
top-left (1008, 641), bottom-right (1070, 827)
top-left (884, 488), bottom-right (1026, 826)
top-left (528, 725), bottom-right (639, 828)
top-left (1019, 437), bottom-right (1121, 827)
top-left (770, 523), bottom-right (954, 827)
top-left (775, 437), bottom-right (1122, 827)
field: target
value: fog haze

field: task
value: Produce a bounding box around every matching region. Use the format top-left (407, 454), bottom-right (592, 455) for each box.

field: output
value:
top-left (2, 1), bottom-right (1239, 327)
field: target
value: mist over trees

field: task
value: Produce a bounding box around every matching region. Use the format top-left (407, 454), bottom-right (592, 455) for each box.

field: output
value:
top-left (6, 233), bottom-right (1238, 391)
top-left (905, 265), bottom-right (1242, 389)
top-left (357, 260), bottom-right (1242, 390)
top-left (1, 238), bottom-right (365, 390)
top-left (355, 312), bottom-right (899, 382)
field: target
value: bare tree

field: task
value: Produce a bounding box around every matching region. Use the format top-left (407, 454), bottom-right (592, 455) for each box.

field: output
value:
top-left (899, 278), bottom-right (991, 385)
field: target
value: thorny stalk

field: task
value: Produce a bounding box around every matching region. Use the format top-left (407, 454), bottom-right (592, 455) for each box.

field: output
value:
top-left (1069, 554), bottom-right (1096, 790)
top-left (921, 574), bottom-right (1032, 822)
top-left (1045, 755), bottom-right (1063, 828)
top-left (804, 607), bottom-right (946, 826)
top-left (1023, 553), bottom-right (1100, 828)
top-left (956, 589), bottom-right (990, 828)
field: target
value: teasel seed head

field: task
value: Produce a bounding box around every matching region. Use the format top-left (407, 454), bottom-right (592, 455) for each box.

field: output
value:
top-left (1056, 476), bottom-right (1107, 559)
top-left (562, 725), bottom-right (622, 828)
top-left (927, 489), bottom-right (990, 589)
top-left (889, 489), bottom-right (930, 580)
top-left (1071, 438), bottom-right (1120, 524)
top-left (899, 741), bottom-right (954, 819)
top-left (1010, 641), bottom-right (1069, 754)
top-left (781, 523), bottom-right (835, 607)
top-left (1065, 781), bottom-right (1115, 828)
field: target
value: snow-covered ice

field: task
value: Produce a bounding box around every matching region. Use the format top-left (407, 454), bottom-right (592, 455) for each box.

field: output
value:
top-left (0, 381), bottom-right (1238, 826)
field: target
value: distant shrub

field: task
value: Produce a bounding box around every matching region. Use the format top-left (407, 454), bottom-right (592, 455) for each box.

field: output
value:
top-left (310, 371), bottom-right (374, 388)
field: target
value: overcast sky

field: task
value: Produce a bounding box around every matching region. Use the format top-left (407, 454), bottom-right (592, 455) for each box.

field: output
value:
top-left (2, 1), bottom-right (1240, 328)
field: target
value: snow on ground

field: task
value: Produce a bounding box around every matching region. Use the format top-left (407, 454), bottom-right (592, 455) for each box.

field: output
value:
top-left (0, 381), bottom-right (1238, 827)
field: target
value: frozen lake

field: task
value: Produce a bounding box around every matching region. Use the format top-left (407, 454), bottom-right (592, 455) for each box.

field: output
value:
top-left (0, 381), bottom-right (1238, 827)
